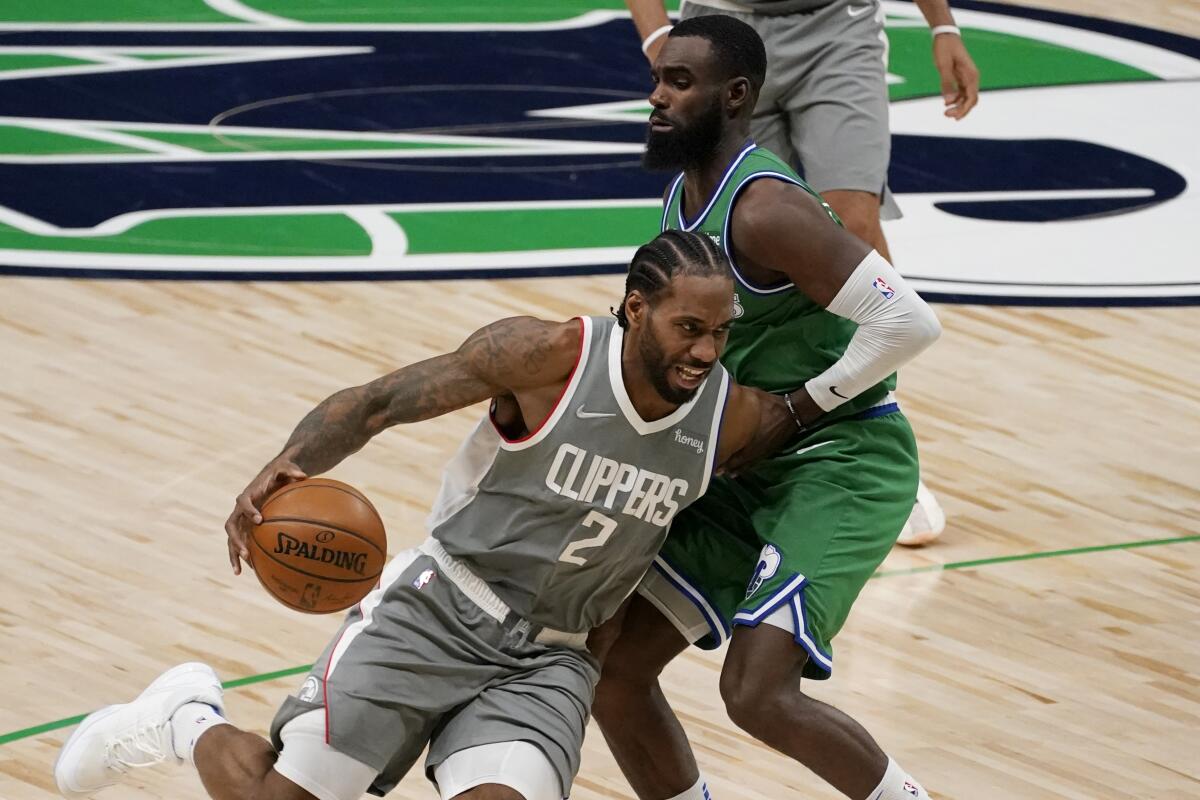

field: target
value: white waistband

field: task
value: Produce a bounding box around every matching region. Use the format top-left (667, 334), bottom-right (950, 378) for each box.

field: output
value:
top-left (420, 538), bottom-right (588, 650)
top-left (871, 391), bottom-right (898, 409)
top-left (421, 538), bottom-right (509, 621)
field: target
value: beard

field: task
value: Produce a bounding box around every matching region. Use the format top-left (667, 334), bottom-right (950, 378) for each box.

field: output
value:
top-left (642, 97), bottom-right (724, 172)
top-left (637, 318), bottom-right (703, 405)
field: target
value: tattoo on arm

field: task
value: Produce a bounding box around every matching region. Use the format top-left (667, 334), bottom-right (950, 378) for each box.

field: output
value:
top-left (277, 317), bottom-right (569, 475)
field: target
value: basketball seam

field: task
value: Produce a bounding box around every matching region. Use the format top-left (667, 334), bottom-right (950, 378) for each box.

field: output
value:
top-left (263, 481), bottom-right (384, 526)
top-left (249, 534), bottom-right (384, 584)
top-left (257, 516), bottom-right (385, 554)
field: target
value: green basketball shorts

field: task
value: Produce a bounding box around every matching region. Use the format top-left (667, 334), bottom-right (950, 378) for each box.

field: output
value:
top-left (637, 404), bottom-right (918, 679)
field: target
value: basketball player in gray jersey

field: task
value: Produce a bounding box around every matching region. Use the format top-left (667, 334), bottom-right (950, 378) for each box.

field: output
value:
top-left (54, 231), bottom-right (790, 800)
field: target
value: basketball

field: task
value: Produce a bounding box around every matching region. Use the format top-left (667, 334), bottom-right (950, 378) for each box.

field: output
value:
top-left (249, 478), bottom-right (387, 614)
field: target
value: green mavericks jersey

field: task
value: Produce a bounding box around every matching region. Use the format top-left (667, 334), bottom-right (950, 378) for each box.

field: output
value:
top-left (661, 143), bottom-right (895, 416)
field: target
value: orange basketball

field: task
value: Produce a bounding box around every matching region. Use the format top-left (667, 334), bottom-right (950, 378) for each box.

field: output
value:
top-left (249, 478), bottom-right (387, 614)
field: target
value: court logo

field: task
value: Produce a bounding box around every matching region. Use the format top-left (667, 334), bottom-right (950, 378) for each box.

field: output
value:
top-left (0, 2), bottom-right (1195, 304)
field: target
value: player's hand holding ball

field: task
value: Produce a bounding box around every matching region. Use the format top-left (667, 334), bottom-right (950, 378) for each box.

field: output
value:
top-left (225, 457), bottom-right (308, 575)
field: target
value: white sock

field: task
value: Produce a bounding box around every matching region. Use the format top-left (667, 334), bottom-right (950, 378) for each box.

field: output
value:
top-left (667, 775), bottom-right (713, 800)
top-left (170, 702), bottom-right (229, 765)
top-left (865, 756), bottom-right (930, 800)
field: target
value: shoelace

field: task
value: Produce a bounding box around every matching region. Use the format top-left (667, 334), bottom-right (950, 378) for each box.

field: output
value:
top-left (103, 720), bottom-right (172, 772)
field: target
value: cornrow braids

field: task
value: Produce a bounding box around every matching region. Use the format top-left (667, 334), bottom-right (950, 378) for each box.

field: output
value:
top-left (613, 230), bottom-right (732, 328)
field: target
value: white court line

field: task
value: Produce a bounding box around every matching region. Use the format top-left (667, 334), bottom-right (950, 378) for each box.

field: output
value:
top-left (0, 198), bottom-right (661, 238)
top-left (203, 0), bottom-right (301, 27)
top-left (10, 120), bottom-right (199, 156)
top-left (902, 188), bottom-right (1155, 202)
top-left (0, 244), bottom-right (642, 271)
top-left (0, 143), bottom-right (643, 164)
top-left (0, 114), bottom-right (644, 164)
top-left (49, 48), bottom-right (142, 66)
top-left (0, 46), bottom-right (372, 82)
top-left (0, 115), bottom-right (624, 147)
top-left (346, 209), bottom-right (408, 258)
top-left (0, 10), bottom-right (626, 32)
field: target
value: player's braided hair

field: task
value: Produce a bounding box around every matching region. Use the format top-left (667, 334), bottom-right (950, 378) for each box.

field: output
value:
top-left (613, 229), bottom-right (731, 328)
top-left (670, 14), bottom-right (767, 93)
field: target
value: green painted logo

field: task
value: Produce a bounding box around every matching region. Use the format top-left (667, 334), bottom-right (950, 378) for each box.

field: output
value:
top-left (0, 1), bottom-right (1196, 303)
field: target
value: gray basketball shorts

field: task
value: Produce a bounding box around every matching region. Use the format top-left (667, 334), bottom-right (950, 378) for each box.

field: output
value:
top-left (683, 0), bottom-right (899, 216)
top-left (269, 544), bottom-right (599, 798)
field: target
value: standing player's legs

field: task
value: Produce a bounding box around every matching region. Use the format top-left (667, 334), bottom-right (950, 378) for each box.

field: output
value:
top-left (773, 2), bottom-right (945, 547)
top-left (592, 477), bottom-right (763, 800)
top-left (779, 1), bottom-right (895, 260)
top-left (717, 412), bottom-right (927, 798)
top-left (597, 414), bottom-right (929, 800)
top-left (592, 595), bottom-right (694, 799)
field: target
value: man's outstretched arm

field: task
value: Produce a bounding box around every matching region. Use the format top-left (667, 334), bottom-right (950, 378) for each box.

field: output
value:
top-left (731, 181), bottom-right (942, 429)
top-left (223, 316), bottom-right (580, 573)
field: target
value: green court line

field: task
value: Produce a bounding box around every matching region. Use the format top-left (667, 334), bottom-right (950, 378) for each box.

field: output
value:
top-left (3, 534), bottom-right (1195, 747)
top-left (872, 534), bottom-right (1199, 578)
top-left (0, 665), bottom-right (313, 746)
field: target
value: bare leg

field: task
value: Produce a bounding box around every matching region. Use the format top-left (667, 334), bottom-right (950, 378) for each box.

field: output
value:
top-left (823, 189), bottom-right (891, 262)
top-left (719, 624), bottom-right (887, 798)
top-left (193, 725), bottom-right (316, 800)
top-left (592, 595), bottom-right (696, 799)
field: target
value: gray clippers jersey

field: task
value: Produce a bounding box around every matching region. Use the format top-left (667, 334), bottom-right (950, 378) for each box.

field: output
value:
top-left (430, 315), bottom-right (730, 633)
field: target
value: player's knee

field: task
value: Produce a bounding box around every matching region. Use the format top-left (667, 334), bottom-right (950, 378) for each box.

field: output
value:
top-left (249, 769), bottom-right (319, 800)
top-left (593, 660), bottom-right (654, 727)
top-left (594, 626), bottom-right (675, 693)
top-left (719, 666), bottom-right (779, 734)
top-left (452, 784), bottom-right (526, 800)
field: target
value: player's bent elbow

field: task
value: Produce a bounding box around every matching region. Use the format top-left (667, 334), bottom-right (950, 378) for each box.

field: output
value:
top-left (913, 301), bottom-right (943, 350)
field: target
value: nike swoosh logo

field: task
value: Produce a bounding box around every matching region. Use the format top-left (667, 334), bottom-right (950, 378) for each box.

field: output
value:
top-left (795, 441), bottom-right (834, 456)
top-left (575, 407), bottom-right (616, 419)
top-left (830, 385), bottom-right (849, 399)
top-left (847, 3), bottom-right (874, 17)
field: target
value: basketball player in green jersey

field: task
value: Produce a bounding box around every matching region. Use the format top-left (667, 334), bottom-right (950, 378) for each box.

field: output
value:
top-left (592, 15), bottom-right (943, 800)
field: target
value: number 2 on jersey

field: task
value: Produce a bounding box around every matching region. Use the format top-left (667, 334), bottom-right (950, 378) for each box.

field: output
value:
top-left (558, 510), bottom-right (618, 566)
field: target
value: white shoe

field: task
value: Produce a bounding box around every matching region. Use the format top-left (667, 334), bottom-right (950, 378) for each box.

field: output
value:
top-left (896, 481), bottom-right (946, 547)
top-left (54, 662), bottom-right (224, 799)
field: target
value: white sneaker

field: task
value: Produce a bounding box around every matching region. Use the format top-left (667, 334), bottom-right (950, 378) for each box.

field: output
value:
top-left (896, 481), bottom-right (946, 547)
top-left (54, 662), bottom-right (224, 799)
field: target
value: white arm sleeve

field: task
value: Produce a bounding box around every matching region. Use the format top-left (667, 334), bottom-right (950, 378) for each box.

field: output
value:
top-left (804, 250), bottom-right (942, 413)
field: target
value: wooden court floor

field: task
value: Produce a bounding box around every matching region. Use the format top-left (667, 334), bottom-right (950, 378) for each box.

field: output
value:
top-left (1, 2), bottom-right (1198, 799)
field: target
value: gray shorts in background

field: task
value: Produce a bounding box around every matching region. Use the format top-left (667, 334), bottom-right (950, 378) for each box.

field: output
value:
top-left (683, 0), bottom-right (901, 218)
top-left (269, 546), bottom-right (599, 799)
